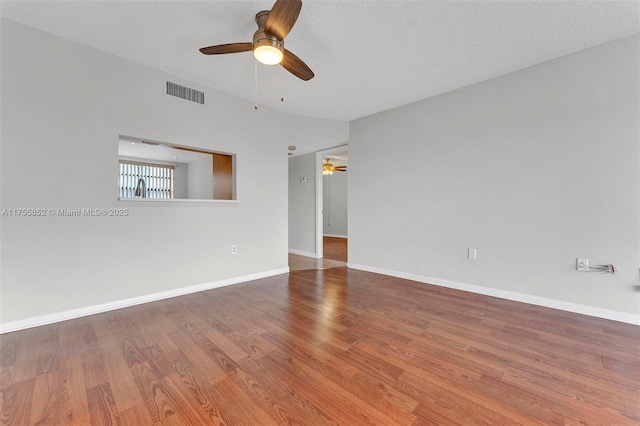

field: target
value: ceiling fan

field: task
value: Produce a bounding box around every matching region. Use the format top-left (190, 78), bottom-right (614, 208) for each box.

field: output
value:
top-left (322, 158), bottom-right (347, 176)
top-left (199, 0), bottom-right (314, 81)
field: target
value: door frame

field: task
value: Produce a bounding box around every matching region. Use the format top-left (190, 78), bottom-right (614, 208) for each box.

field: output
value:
top-left (315, 145), bottom-right (348, 259)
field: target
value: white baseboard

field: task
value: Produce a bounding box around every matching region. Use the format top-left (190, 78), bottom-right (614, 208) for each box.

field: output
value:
top-left (323, 234), bottom-right (348, 238)
top-left (288, 248), bottom-right (320, 258)
top-left (347, 263), bottom-right (639, 326)
top-left (0, 267), bottom-right (290, 334)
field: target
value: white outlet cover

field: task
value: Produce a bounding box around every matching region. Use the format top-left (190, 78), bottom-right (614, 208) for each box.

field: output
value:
top-left (468, 248), bottom-right (477, 259)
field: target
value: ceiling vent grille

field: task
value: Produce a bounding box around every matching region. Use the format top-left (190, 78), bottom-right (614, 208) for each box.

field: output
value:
top-left (166, 81), bottom-right (205, 105)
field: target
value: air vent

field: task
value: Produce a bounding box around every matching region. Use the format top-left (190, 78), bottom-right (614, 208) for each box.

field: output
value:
top-left (166, 81), bottom-right (204, 105)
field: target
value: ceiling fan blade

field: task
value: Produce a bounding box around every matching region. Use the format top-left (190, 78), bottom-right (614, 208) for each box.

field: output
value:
top-left (282, 49), bottom-right (314, 81)
top-left (334, 166), bottom-right (347, 170)
top-left (199, 42), bottom-right (253, 55)
top-left (265, 0), bottom-right (302, 40)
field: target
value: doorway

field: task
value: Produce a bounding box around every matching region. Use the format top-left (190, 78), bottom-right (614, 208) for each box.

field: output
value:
top-left (287, 145), bottom-right (348, 271)
top-left (289, 145), bottom-right (348, 270)
top-left (321, 154), bottom-right (348, 264)
top-left (316, 146), bottom-right (348, 262)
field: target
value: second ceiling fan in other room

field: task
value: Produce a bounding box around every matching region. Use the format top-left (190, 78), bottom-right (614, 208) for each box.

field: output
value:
top-left (322, 158), bottom-right (346, 176)
top-left (199, 0), bottom-right (314, 81)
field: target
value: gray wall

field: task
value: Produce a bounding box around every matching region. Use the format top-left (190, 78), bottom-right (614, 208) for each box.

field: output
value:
top-left (349, 35), bottom-right (640, 317)
top-left (323, 171), bottom-right (348, 237)
top-left (173, 163), bottom-right (188, 199)
top-left (288, 153), bottom-right (317, 256)
top-left (0, 19), bottom-right (348, 328)
top-left (187, 156), bottom-right (214, 199)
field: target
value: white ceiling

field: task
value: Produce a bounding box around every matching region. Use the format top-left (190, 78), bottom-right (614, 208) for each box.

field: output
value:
top-left (1, 1), bottom-right (638, 121)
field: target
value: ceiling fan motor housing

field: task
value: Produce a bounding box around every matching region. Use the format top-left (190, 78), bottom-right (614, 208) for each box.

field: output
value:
top-left (253, 10), bottom-right (284, 64)
top-left (253, 30), bottom-right (283, 52)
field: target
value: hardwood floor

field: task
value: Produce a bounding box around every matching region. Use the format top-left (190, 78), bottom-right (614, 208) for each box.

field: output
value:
top-left (1, 268), bottom-right (639, 425)
top-left (288, 237), bottom-right (348, 271)
top-left (288, 254), bottom-right (347, 271)
top-left (323, 236), bottom-right (347, 262)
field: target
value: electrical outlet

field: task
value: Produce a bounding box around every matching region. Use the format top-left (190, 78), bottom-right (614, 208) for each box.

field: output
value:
top-left (576, 258), bottom-right (589, 271)
top-left (468, 248), bottom-right (477, 260)
top-left (231, 245), bottom-right (237, 255)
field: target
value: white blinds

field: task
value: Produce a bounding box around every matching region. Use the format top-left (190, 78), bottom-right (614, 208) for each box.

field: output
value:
top-left (119, 162), bottom-right (173, 199)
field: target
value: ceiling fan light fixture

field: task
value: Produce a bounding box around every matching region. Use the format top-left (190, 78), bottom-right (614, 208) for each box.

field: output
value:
top-left (254, 45), bottom-right (283, 65)
top-left (323, 158), bottom-right (335, 175)
top-left (253, 33), bottom-right (284, 65)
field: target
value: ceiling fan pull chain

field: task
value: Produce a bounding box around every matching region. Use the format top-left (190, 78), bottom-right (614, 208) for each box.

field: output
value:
top-left (281, 66), bottom-right (284, 103)
top-left (254, 60), bottom-right (259, 110)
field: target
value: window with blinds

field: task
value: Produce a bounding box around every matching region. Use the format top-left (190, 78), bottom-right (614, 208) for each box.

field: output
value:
top-left (119, 161), bottom-right (173, 199)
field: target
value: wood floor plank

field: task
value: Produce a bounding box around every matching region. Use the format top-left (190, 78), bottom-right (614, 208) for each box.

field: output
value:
top-left (175, 306), bottom-right (251, 363)
top-left (29, 373), bottom-right (62, 425)
top-left (58, 355), bottom-right (91, 425)
top-left (137, 319), bottom-right (180, 355)
top-left (1, 267), bottom-right (638, 424)
top-left (86, 382), bottom-right (118, 425)
top-left (79, 348), bottom-right (109, 392)
top-left (166, 330), bottom-right (227, 385)
top-left (117, 403), bottom-right (155, 426)
top-left (4, 329), bottom-right (39, 386)
top-left (131, 361), bottom-right (183, 424)
top-left (501, 368), bottom-right (640, 423)
top-left (0, 338), bottom-right (17, 387)
top-left (229, 366), bottom-right (311, 425)
top-left (165, 310), bottom-right (240, 374)
top-left (262, 331), bottom-right (418, 425)
top-left (0, 336), bottom-right (18, 370)
top-left (0, 378), bottom-right (34, 425)
top-left (259, 352), bottom-right (397, 426)
top-left (212, 376), bottom-right (278, 425)
top-left (34, 328), bottom-right (59, 377)
top-left (88, 313), bottom-right (115, 339)
top-left (355, 341), bottom-right (546, 425)
top-left (58, 318), bottom-right (99, 358)
top-left (405, 372), bottom-right (536, 426)
top-left (96, 333), bottom-right (144, 412)
top-left (158, 373), bottom-right (225, 425)
top-left (163, 350), bottom-right (231, 425)
top-left (237, 355), bottom-right (338, 425)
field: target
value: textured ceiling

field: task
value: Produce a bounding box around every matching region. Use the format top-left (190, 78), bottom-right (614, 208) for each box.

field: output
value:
top-left (1, 1), bottom-right (638, 121)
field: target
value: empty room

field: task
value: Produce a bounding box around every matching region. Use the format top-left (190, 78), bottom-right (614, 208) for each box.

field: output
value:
top-left (1, 1), bottom-right (638, 425)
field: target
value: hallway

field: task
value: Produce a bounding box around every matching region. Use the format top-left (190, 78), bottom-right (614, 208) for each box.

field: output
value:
top-left (289, 237), bottom-right (347, 271)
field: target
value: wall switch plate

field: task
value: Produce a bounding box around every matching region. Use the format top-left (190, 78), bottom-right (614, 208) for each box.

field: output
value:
top-left (576, 258), bottom-right (588, 271)
top-left (231, 245), bottom-right (237, 255)
top-left (468, 248), bottom-right (477, 259)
